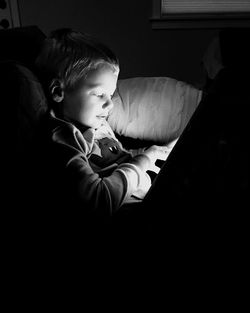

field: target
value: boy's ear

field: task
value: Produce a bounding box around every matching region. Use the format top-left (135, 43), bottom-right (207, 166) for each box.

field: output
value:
top-left (50, 79), bottom-right (64, 103)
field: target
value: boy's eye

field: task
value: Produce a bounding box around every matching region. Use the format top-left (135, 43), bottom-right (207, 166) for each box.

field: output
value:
top-left (94, 93), bottom-right (105, 98)
top-left (93, 92), bottom-right (114, 99)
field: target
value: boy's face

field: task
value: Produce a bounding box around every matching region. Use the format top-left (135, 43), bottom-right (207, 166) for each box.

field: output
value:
top-left (62, 66), bottom-right (118, 129)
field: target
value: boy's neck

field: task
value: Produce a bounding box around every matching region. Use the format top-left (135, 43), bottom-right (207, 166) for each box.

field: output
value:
top-left (66, 117), bottom-right (92, 133)
top-left (53, 108), bottom-right (93, 132)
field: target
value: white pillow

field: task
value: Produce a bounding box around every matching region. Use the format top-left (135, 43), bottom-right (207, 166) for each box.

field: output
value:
top-left (108, 77), bottom-right (202, 143)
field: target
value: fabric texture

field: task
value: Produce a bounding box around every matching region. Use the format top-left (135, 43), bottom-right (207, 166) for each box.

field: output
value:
top-left (108, 77), bottom-right (202, 144)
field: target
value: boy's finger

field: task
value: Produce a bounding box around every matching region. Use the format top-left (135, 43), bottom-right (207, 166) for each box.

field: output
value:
top-left (150, 165), bottom-right (160, 174)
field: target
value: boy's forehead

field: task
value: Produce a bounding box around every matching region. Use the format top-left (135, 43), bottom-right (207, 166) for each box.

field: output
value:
top-left (85, 66), bottom-right (118, 89)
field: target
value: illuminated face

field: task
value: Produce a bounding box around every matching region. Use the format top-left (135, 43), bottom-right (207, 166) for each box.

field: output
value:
top-left (62, 65), bottom-right (118, 129)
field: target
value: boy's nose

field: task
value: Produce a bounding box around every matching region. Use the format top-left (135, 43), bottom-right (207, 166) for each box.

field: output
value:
top-left (103, 98), bottom-right (114, 111)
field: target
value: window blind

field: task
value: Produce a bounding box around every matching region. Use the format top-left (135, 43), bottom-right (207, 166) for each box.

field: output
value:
top-left (161, 0), bottom-right (250, 14)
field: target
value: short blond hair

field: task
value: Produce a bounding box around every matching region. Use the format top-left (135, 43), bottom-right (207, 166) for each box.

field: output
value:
top-left (36, 28), bottom-right (119, 95)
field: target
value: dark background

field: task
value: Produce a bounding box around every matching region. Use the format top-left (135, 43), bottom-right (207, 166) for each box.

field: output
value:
top-left (18, 0), bottom-right (218, 86)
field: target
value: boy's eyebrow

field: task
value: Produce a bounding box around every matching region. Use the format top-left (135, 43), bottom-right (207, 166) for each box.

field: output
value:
top-left (87, 83), bottom-right (116, 94)
top-left (86, 83), bottom-right (102, 88)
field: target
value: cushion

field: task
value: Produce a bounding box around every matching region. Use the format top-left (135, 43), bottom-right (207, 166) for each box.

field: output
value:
top-left (16, 64), bottom-right (48, 150)
top-left (0, 25), bottom-right (46, 69)
top-left (0, 61), bottom-right (48, 153)
top-left (108, 77), bottom-right (202, 144)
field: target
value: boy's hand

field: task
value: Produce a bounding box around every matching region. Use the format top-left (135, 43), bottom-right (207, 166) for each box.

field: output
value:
top-left (143, 138), bottom-right (179, 174)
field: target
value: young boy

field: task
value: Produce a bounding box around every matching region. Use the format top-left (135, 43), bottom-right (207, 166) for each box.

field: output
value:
top-left (35, 28), bottom-right (173, 222)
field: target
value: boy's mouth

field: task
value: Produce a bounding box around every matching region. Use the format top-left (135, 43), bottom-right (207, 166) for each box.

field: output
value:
top-left (97, 115), bottom-right (108, 119)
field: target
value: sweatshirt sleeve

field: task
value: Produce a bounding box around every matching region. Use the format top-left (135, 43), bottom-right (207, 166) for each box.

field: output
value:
top-left (117, 163), bottom-right (151, 200)
top-left (65, 151), bottom-right (151, 217)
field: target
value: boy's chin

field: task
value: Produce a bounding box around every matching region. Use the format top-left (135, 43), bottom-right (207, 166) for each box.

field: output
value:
top-left (93, 118), bottom-right (106, 128)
